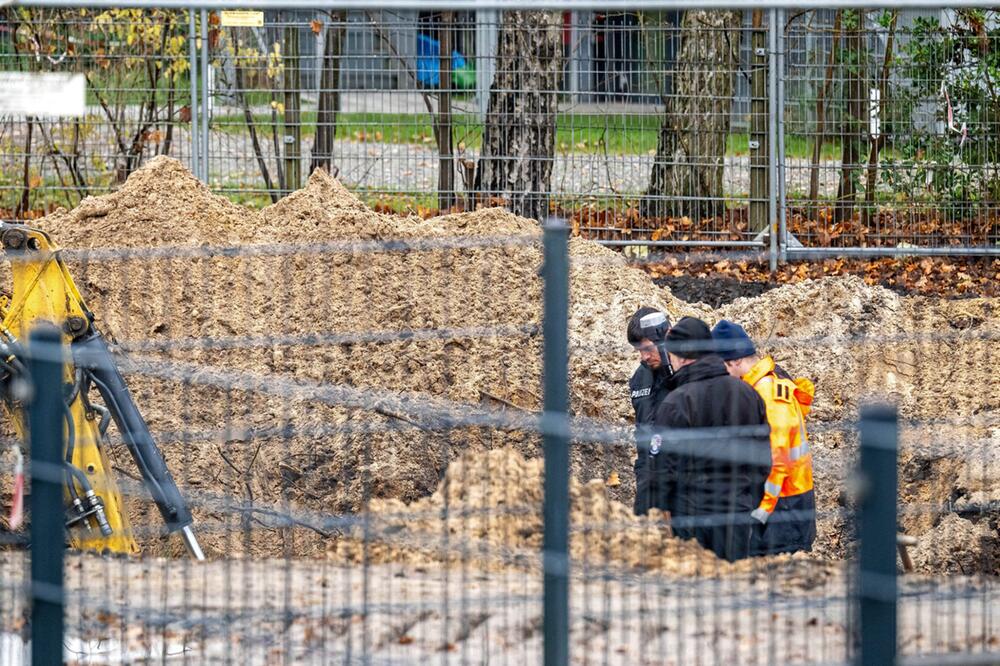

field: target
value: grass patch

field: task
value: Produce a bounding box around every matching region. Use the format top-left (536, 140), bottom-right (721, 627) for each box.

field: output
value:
top-left (213, 111), bottom-right (664, 154)
top-left (727, 134), bottom-right (841, 161)
top-left (213, 110), bottom-right (843, 159)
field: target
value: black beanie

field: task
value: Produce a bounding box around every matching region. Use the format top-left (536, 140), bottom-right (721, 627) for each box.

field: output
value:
top-left (664, 316), bottom-right (713, 359)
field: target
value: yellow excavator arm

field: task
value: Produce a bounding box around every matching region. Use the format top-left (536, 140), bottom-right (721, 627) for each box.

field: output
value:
top-left (0, 223), bottom-right (202, 559)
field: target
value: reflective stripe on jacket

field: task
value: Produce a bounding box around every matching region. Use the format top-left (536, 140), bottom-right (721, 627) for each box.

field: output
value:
top-left (743, 356), bottom-right (814, 518)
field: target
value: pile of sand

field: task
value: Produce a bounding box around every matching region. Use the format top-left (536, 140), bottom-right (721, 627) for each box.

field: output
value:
top-left (334, 447), bottom-right (766, 576)
top-left (41, 158), bottom-right (251, 248)
top-left (24, 157), bottom-right (999, 571)
top-left (717, 279), bottom-right (999, 565)
top-left (33, 157), bottom-right (683, 557)
top-left (911, 513), bottom-right (1000, 574)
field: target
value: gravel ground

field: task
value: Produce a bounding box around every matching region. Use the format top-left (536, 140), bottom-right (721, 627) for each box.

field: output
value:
top-left (206, 134), bottom-right (844, 200)
top-left (0, 113), bottom-right (845, 204)
top-left (1, 552), bottom-right (997, 664)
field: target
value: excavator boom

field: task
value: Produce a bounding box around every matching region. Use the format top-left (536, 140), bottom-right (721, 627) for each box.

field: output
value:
top-left (0, 222), bottom-right (202, 559)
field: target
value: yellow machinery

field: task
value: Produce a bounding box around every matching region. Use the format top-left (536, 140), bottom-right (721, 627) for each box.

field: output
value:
top-left (0, 223), bottom-right (203, 559)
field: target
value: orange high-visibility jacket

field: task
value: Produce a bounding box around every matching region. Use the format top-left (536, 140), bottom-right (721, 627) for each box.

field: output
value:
top-left (743, 356), bottom-right (814, 522)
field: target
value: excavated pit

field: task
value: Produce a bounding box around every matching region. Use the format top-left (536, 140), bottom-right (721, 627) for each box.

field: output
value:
top-left (7, 156), bottom-right (995, 573)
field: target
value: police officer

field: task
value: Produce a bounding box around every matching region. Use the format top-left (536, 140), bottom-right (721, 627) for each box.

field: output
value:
top-left (626, 307), bottom-right (673, 516)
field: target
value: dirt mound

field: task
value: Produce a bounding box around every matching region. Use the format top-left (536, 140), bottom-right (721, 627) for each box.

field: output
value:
top-left (719, 276), bottom-right (998, 420)
top-left (911, 513), bottom-right (1000, 575)
top-left (38, 156), bottom-right (251, 248)
top-left (29, 159), bottom-right (677, 557)
top-left (334, 447), bottom-right (762, 576)
top-left (256, 168), bottom-right (412, 243)
top-left (715, 278), bottom-right (999, 565)
top-left (718, 276), bottom-right (905, 421)
top-left (20, 159), bottom-right (998, 573)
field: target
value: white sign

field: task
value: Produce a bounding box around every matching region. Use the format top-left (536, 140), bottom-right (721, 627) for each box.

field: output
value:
top-left (220, 10), bottom-right (264, 27)
top-left (0, 72), bottom-right (86, 117)
top-left (869, 87), bottom-right (881, 139)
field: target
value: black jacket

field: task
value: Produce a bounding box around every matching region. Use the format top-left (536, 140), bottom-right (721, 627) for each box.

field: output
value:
top-left (629, 363), bottom-right (673, 516)
top-left (653, 355), bottom-right (772, 562)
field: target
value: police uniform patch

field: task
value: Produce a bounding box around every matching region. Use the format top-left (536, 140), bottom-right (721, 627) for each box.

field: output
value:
top-left (650, 434), bottom-right (662, 455)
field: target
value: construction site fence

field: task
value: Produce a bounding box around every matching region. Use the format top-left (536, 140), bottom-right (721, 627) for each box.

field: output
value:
top-left (2, 7), bottom-right (1000, 262)
top-left (0, 3), bottom-right (998, 665)
top-left (0, 226), bottom-right (997, 665)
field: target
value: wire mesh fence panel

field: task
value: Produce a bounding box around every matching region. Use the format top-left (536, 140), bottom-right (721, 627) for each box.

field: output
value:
top-left (202, 10), bottom-right (763, 244)
top-left (565, 249), bottom-right (1000, 665)
top-left (0, 5), bottom-right (999, 666)
top-left (0, 8), bottom-right (769, 247)
top-left (0, 162), bottom-right (552, 661)
top-left (0, 7), bottom-right (196, 219)
top-left (783, 9), bottom-right (1000, 251)
top-left (3, 7), bottom-right (1000, 253)
top-left (0, 128), bottom-right (997, 664)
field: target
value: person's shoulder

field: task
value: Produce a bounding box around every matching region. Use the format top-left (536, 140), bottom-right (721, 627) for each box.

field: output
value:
top-left (659, 377), bottom-right (691, 405)
top-left (773, 363), bottom-right (793, 380)
top-left (654, 386), bottom-right (682, 413)
top-left (629, 364), bottom-right (652, 388)
top-left (720, 373), bottom-right (763, 398)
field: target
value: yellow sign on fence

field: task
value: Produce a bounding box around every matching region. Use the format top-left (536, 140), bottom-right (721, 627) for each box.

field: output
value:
top-left (220, 10), bottom-right (264, 27)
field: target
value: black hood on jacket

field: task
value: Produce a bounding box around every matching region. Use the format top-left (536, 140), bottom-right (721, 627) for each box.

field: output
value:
top-left (671, 354), bottom-right (729, 387)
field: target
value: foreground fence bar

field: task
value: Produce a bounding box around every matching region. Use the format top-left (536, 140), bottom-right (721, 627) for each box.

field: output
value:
top-left (28, 325), bottom-right (65, 666)
top-left (542, 217), bottom-right (570, 666)
top-left (858, 404), bottom-right (899, 666)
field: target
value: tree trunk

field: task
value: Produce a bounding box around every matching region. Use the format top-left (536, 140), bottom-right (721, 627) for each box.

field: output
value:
top-left (808, 11), bottom-right (842, 215)
top-left (641, 10), bottom-right (742, 221)
top-left (235, 34), bottom-right (277, 202)
top-left (863, 10), bottom-right (897, 225)
top-left (310, 11), bottom-right (344, 176)
top-left (283, 19), bottom-right (302, 193)
top-left (437, 11), bottom-right (455, 211)
top-left (474, 11), bottom-right (562, 221)
top-left (835, 10), bottom-right (867, 223)
top-left (16, 117), bottom-right (34, 219)
top-left (162, 76), bottom-right (176, 157)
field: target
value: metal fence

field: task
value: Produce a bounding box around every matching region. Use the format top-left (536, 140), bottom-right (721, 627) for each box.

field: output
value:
top-left (2, 7), bottom-right (1000, 259)
top-left (0, 204), bottom-right (997, 663)
top-left (0, 4), bottom-right (998, 666)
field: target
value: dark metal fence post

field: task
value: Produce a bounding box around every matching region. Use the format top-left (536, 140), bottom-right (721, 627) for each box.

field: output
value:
top-left (28, 324), bottom-right (65, 666)
top-left (542, 217), bottom-right (569, 666)
top-left (857, 404), bottom-right (898, 666)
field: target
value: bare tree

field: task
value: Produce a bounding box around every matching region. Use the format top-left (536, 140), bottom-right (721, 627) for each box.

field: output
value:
top-left (864, 10), bottom-right (897, 225)
top-left (474, 11), bottom-right (562, 221)
top-left (369, 13), bottom-right (462, 212)
top-left (641, 10), bottom-right (742, 221)
top-left (437, 11), bottom-right (456, 210)
top-left (835, 10), bottom-right (868, 222)
top-left (310, 11), bottom-right (345, 176)
top-left (233, 33), bottom-right (278, 202)
top-left (283, 16), bottom-right (302, 192)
